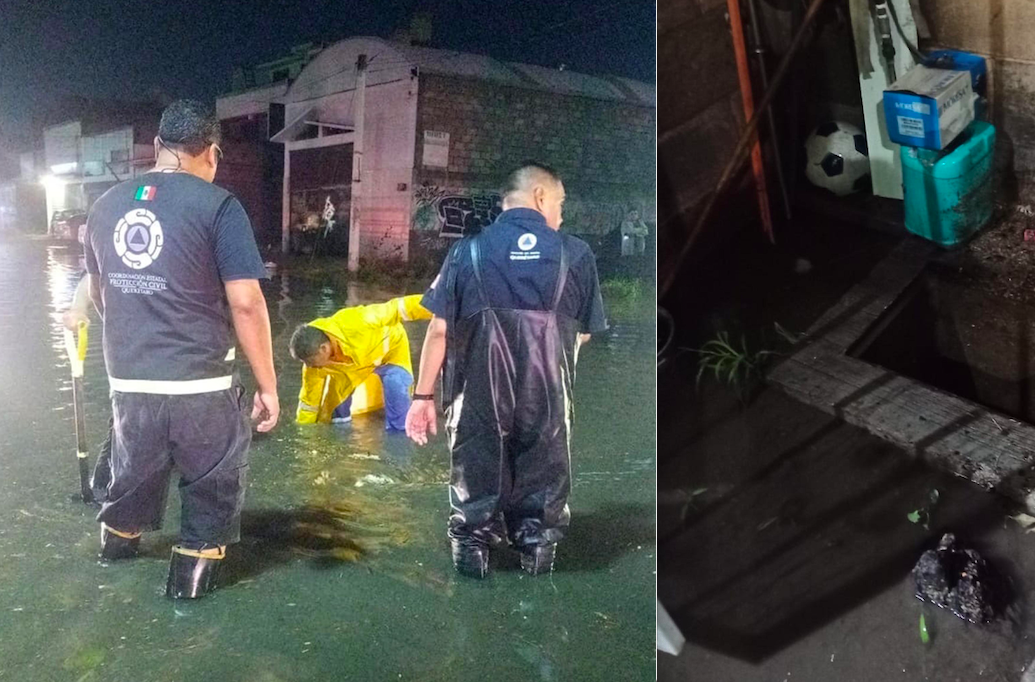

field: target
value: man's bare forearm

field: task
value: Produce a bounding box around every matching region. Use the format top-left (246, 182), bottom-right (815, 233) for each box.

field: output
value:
top-left (226, 281), bottom-right (276, 394)
top-left (232, 307), bottom-right (276, 393)
top-left (415, 317), bottom-right (448, 395)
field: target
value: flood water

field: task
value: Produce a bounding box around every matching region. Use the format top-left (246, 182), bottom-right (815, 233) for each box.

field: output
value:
top-left (0, 235), bottom-right (656, 681)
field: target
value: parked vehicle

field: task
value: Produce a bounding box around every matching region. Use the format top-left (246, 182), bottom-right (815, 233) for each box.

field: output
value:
top-left (51, 210), bottom-right (87, 241)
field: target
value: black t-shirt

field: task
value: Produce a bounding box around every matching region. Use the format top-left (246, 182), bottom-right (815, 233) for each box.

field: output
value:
top-left (422, 207), bottom-right (607, 333)
top-left (84, 172), bottom-right (268, 389)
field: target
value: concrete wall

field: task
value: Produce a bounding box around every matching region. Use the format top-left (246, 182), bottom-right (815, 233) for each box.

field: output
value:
top-left (920, 0), bottom-right (1035, 170)
top-left (355, 78), bottom-right (419, 263)
top-left (410, 72), bottom-right (655, 266)
top-left (79, 126), bottom-right (133, 180)
top-left (43, 122), bottom-right (81, 173)
top-left (658, 0), bottom-right (742, 280)
top-left (280, 77), bottom-right (419, 262)
top-left (217, 83), bottom-right (290, 121)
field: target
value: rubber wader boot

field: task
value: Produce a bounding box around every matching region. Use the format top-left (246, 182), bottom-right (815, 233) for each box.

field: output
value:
top-left (486, 515), bottom-right (507, 548)
top-left (451, 538), bottom-right (489, 579)
top-left (166, 545), bottom-right (225, 599)
top-left (100, 524), bottom-right (141, 560)
top-left (520, 544), bottom-right (556, 576)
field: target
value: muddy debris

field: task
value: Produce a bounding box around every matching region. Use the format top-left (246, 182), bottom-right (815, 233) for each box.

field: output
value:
top-left (913, 533), bottom-right (999, 624)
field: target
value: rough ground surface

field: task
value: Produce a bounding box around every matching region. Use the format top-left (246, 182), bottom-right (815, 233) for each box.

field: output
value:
top-left (936, 174), bottom-right (1035, 305)
top-left (659, 207), bottom-right (1035, 681)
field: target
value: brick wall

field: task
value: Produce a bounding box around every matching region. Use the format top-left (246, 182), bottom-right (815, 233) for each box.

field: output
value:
top-left (409, 72), bottom-right (656, 267)
top-left (920, 0), bottom-right (1035, 171)
top-left (215, 142), bottom-right (281, 251)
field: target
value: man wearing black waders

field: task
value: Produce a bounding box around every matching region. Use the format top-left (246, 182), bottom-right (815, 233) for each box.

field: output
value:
top-left (83, 100), bottom-right (279, 598)
top-left (405, 163), bottom-right (607, 578)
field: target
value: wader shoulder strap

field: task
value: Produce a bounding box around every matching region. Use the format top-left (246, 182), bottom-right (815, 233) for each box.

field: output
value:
top-left (469, 237), bottom-right (488, 306)
top-left (551, 242), bottom-right (569, 312)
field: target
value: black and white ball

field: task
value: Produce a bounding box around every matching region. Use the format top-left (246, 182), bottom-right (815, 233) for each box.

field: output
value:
top-left (804, 121), bottom-right (871, 196)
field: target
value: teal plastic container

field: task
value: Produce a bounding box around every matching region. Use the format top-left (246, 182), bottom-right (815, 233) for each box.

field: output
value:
top-left (900, 120), bottom-right (996, 248)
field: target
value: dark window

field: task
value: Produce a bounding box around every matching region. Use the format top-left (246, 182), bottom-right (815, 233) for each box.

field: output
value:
top-left (268, 103), bottom-right (285, 139)
top-left (289, 144), bottom-right (353, 190)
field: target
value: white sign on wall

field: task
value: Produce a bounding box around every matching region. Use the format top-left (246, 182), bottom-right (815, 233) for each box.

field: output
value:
top-left (422, 130), bottom-right (450, 168)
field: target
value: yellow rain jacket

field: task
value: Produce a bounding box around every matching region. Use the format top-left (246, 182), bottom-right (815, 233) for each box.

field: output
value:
top-left (296, 295), bottom-right (432, 424)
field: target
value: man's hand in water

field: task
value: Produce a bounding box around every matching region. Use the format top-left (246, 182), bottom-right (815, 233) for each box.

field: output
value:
top-left (252, 390), bottom-right (280, 433)
top-left (62, 309), bottom-right (89, 331)
top-left (405, 400), bottom-right (437, 446)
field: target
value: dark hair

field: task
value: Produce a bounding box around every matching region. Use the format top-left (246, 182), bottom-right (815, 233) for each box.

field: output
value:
top-left (157, 99), bottom-right (221, 156)
top-left (501, 162), bottom-right (562, 198)
top-left (289, 324), bottom-right (330, 362)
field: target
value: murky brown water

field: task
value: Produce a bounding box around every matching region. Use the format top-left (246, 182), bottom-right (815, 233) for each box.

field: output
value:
top-left (0, 234), bottom-right (656, 681)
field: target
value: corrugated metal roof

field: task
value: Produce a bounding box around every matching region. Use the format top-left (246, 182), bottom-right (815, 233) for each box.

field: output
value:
top-left (286, 37), bottom-right (654, 108)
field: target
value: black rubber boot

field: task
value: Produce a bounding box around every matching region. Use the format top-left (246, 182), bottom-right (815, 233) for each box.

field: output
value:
top-left (520, 543), bottom-right (556, 576)
top-left (100, 526), bottom-right (140, 560)
top-left (166, 547), bottom-right (222, 599)
top-left (451, 538), bottom-right (489, 579)
top-left (486, 515), bottom-right (508, 548)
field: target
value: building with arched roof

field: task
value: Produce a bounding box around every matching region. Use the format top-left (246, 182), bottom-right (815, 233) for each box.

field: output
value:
top-left (218, 36), bottom-right (655, 268)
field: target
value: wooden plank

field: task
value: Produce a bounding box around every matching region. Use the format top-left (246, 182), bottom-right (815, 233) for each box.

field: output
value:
top-left (770, 340), bottom-right (1035, 507)
top-left (800, 241), bottom-right (931, 350)
top-left (766, 237), bottom-right (1035, 508)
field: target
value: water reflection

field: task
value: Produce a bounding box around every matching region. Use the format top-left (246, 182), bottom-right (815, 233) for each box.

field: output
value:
top-left (0, 234), bottom-right (657, 681)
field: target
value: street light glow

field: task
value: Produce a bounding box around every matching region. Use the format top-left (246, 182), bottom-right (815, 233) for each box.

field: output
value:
top-left (40, 174), bottom-right (64, 191)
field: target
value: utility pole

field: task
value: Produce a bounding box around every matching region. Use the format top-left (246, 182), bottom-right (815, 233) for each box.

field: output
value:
top-left (348, 53), bottom-right (367, 272)
top-left (281, 145), bottom-right (291, 253)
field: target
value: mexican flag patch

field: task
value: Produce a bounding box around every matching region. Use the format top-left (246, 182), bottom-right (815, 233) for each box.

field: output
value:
top-left (135, 186), bottom-right (156, 201)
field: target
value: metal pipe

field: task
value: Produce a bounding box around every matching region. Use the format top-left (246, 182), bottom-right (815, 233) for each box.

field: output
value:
top-left (872, 0), bottom-right (897, 82)
top-left (744, 0), bottom-right (792, 221)
top-left (660, 0), bottom-right (830, 299)
top-left (726, 0), bottom-right (774, 242)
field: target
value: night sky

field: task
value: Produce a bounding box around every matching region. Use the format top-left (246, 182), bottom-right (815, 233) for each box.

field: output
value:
top-left (0, 0), bottom-right (656, 155)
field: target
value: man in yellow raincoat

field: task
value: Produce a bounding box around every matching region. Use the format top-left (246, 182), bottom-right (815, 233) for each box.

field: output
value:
top-left (289, 295), bottom-right (431, 431)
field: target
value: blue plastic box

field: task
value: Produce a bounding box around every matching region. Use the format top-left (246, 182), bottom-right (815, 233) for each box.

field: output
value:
top-left (923, 49), bottom-right (987, 96)
top-left (900, 120), bottom-right (996, 248)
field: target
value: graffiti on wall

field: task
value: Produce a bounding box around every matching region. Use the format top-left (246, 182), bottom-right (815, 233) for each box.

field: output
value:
top-left (412, 182), bottom-right (656, 237)
top-left (437, 194), bottom-right (502, 237)
top-left (413, 183), bottom-right (501, 237)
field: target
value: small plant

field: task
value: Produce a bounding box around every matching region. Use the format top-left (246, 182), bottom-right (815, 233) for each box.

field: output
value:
top-left (774, 321), bottom-right (805, 346)
top-left (600, 277), bottom-right (642, 301)
top-left (600, 276), bottom-right (654, 323)
top-left (919, 613), bottom-right (930, 644)
top-left (679, 487), bottom-right (709, 522)
top-left (907, 489), bottom-right (941, 530)
top-left (693, 331), bottom-right (773, 393)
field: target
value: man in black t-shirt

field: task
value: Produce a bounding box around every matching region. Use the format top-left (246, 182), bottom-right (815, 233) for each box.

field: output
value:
top-left (83, 100), bottom-right (278, 599)
top-left (406, 163), bottom-right (607, 578)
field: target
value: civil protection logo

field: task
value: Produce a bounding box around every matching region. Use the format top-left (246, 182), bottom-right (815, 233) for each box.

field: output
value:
top-left (517, 233), bottom-right (537, 251)
top-left (114, 208), bottom-right (163, 269)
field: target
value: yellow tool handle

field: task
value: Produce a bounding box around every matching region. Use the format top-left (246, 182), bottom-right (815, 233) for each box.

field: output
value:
top-left (76, 321), bottom-right (88, 363)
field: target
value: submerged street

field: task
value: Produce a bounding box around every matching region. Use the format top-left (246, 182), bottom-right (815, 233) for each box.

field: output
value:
top-left (0, 234), bottom-right (655, 681)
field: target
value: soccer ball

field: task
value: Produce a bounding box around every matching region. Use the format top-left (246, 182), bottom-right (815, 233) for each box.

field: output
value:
top-left (804, 121), bottom-right (871, 196)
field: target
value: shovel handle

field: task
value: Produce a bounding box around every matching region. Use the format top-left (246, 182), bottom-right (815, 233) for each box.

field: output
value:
top-left (63, 321), bottom-right (88, 377)
top-left (76, 321), bottom-right (88, 363)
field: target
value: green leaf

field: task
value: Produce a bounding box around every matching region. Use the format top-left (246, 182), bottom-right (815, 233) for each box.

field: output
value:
top-left (907, 510), bottom-right (921, 524)
top-left (919, 614), bottom-right (930, 644)
top-left (774, 321), bottom-right (802, 345)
